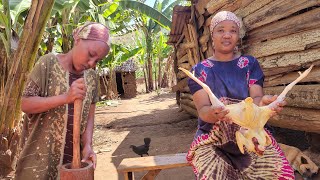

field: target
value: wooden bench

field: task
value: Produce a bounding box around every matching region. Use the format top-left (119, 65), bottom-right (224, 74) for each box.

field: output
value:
top-left (117, 153), bottom-right (191, 180)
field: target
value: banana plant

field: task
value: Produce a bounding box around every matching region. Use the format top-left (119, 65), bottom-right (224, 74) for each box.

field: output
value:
top-left (0, 0), bottom-right (55, 177)
top-left (153, 31), bottom-right (172, 89)
top-left (113, 0), bottom-right (183, 91)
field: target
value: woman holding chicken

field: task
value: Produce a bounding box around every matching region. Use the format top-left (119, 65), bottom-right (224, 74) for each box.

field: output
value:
top-left (186, 11), bottom-right (294, 179)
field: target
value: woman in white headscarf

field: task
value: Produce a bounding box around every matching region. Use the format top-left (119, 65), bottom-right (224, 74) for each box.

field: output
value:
top-left (186, 11), bottom-right (294, 180)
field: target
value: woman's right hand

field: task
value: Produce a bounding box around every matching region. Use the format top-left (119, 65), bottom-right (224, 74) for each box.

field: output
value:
top-left (65, 78), bottom-right (87, 104)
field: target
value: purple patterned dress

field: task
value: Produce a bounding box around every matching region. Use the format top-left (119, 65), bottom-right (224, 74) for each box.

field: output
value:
top-left (187, 55), bottom-right (294, 180)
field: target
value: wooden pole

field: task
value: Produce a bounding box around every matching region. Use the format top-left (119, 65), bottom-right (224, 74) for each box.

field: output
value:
top-left (71, 99), bottom-right (82, 169)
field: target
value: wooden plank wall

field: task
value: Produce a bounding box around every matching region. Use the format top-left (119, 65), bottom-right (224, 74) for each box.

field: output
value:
top-left (172, 0), bottom-right (320, 133)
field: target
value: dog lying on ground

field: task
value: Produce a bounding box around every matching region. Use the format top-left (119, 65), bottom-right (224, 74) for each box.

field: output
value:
top-left (279, 143), bottom-right (319, 179)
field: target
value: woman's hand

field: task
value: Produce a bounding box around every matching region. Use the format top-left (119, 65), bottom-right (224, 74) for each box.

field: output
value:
top-left (259, 95), bottom-right (287, 115)
top-left (65, 78), bottom-right (87, 104)
top-left (81, 144), bottom-right (97, 169)
top-left (209, 106), bottom-right (232, 123)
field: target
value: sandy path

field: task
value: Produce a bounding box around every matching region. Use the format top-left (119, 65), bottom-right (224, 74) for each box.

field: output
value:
top-left (93, 91), bottom-right (197, 180)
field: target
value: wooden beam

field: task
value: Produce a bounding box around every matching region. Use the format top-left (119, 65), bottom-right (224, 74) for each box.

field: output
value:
top-left (235, 0), bottom-right (273, 18)
top-left (181, 104), bottom-right (198, 117)
top-left (258, 48), bottom-right (320, 76)
top-left (195, 0), bottom-right (210, 15)
top-left (177, 70), bottom-right (188, 79)
top-left (178, 54), bottom-right (189, 65)
top-left (221, 0), bottom-right (255, 13)
top-left (206, 0), bottom-right (231, 14)
top-left (178, 62), bottom-right (192, 70)
top-left (181, 93), bottom-right (193, 100)
top-left (172, 78), bottom-right (188, 92)
top-left (243, 0), bottom-right (319, 31)
top-left (246, 8), bottom-right (320, 44)
top-left (246, 28), bottom-right (320, 58)
top-left (264, 85), bottom-right (320, 109)
top-left (180, 98), bottom-right (196, 109)
top-left (179, 42), bottom-right (196, 49)
top-left (269, 107), bottom-right (320, 133)
top-left (264, 67), bottom-right (320, 87)
top-left (177, 48), bottom-right (187, 60)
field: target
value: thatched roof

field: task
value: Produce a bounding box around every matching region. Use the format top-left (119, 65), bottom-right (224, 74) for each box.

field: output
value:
top-left (114, 59), bottom-right (137, 72)
top-left (167, 6), bottom-right (191, 45)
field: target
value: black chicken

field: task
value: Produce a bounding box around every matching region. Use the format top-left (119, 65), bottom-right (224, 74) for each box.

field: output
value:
top-left (130, 137), bottom-right (151, 157)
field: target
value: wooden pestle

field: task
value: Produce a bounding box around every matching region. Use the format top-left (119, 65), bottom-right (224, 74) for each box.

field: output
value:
top-left (71, 99), bottom-right (82, 169)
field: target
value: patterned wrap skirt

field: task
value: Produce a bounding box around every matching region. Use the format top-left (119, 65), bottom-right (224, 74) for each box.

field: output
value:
top-left (186, 122), bottom-right (294, 180)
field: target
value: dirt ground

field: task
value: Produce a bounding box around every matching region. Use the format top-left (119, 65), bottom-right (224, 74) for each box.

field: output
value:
top-left (93, 89), bottom-right (197, 180)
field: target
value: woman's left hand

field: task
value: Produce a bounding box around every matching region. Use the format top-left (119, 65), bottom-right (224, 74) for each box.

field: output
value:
top-left (81, 144), bottom-right (97, 169)
top-left (259, 95), bottom-right (287, 115)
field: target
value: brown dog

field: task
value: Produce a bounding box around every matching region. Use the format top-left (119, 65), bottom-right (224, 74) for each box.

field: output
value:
top-left (279, 143), bottom-right (319, 178)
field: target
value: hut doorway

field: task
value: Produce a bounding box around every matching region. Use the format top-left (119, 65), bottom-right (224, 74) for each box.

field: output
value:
top-left (116, 72), bottom-right (124, 96)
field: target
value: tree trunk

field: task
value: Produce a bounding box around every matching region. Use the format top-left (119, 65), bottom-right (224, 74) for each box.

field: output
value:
top-left (161, 54), bottom-right (173, 88)
top-left (0, 0), bottom-right (55, 177)
top-left (158, 57), bottom-right (162, 88)
top-left (154, 64), bottom-right (157, 89)
top-left (144, 62), bottom-right (149, 93)
top-left (146, 36), bottom-right (154, 91)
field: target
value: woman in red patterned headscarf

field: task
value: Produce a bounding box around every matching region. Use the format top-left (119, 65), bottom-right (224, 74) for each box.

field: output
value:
top-left (16, 22), bottom-right (110, 180)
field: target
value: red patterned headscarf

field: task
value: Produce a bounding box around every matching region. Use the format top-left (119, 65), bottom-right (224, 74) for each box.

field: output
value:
top-left (210, 11), bottom-right (241, 32)
top-left (73, 22), bottom-right (110, 46)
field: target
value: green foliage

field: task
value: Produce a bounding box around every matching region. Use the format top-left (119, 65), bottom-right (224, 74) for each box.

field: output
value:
top-left (118, 1), bottom-right (171, 30)
top-left (99, 43), bottom-right (142, 68)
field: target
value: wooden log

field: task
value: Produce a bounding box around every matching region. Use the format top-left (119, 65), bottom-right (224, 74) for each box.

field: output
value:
top-left (201, 45), bottom-right (208, 53)
top-left (188, 24), bottom-right (200, 64)
top-left (197, 14), bottom-right (205, 30)
top-left (264, 67), bottom-right (320, 87)
top-left (235, 0), bottom-right (273, 18)
top-left (195, 0), bottom-right (210, 15)
top-left (264, 85), bottom-right (320, 109)
top-left (180, 104), bottom-right (198, 117)
top-left (183, 24), bottom-right (196, 66)
top-left (199, 33), bottom-right (210, 46)
top-left (258, 48), bottom-right (320, 76)
top-left (179, 42), bottom-right (196, 49)
top-left (172, 78), bottom-right (188, 92)
top-left (181, 86), bottom-right (190, 93)
top-left (181, 93), bottom-right (193, 100)
top-left (221, 0), bottom-right (255, 13)
top-left (247, 8), bottom-right (320, 44)
top-left (206, 0), bottom-right (231, 14)
top-left (177, 48), bottom-right (187, 60)
top-left (180, 98), bottom-right (196, 109)
top-left (178, 54), bottom-right (189, 65)
top-left (206, 40), bottom-right (213, 59)
top-left (177, 70), bottom-right (188, 79)
top-left (269, 107), bottom-right (320, 133)
top-left (174, 34), bottom-right (185, 49)
top-left (246, 29), bottom-right (320, 58)
top-left (243, 0), bottom-right (319, 31)
top-left (178, 62), bottom-right (191, 70)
